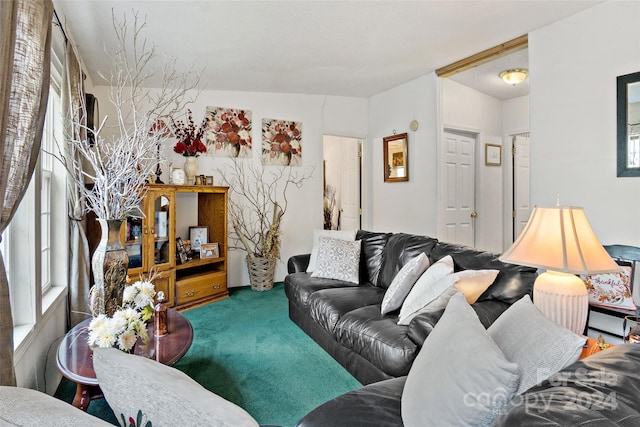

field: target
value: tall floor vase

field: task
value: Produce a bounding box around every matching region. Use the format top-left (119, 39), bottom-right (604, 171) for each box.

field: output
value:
top-left (90, 219), bottom-right (129, 317)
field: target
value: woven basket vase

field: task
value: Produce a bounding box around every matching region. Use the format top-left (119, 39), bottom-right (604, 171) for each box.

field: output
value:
top-left (247, 256), bottom-right (276, 291)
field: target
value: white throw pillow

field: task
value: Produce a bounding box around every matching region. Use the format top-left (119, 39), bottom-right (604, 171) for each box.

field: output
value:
top-left (401, 292), bottom-right (520, 427)
top-left (306, 229), bottom-right (356, 273)
top-left (381, 252), bottom-right (430, 315)
top-left (93, 348), bottom-right (259, 427)
top-left (311, 236), bottom-right (361, 283)
top-left (487, 294), bottom-right (585, 395)
top-left (397, 255), bottom-right (454, 325)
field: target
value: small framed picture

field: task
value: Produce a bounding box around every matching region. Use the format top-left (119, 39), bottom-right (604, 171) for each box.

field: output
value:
top-left (189, 226), bottom-right (208, 251)
top-left (200, 242), bottom-right (219, 259)
top-left (485, 143), bottom-right (502, 166)
top-left (206, 175), bottom-right (214, 185)
top-left (175, 237), bottom-right (189, 264)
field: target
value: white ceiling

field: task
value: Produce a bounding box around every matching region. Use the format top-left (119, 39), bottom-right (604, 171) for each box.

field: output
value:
top-left (52, 0), bottom-right (600, 99)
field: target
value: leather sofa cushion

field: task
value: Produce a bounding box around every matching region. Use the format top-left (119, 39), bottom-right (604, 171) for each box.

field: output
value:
top-left (308, 286), bottom-right (386, 333)
top-left (334, 305), bottom-right (418, 377)
top-left (430, 241), bottom-right (536, 304)
top-left (295, 376), bottom-right (405, 427)
top-left (377, 234), bottom-right (438, 289)
top-left (284, 272), bottom-right (358, 309)
top-left (494, 344), bottom-right (640, 425)
top-left (356, 230), bottom-right (392, 286)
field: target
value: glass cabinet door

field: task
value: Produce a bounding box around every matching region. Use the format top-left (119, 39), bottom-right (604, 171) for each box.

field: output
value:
top-left (147, 191), bottom-right (174, 270)
top-left (125, 214), bottom-right (145, 273)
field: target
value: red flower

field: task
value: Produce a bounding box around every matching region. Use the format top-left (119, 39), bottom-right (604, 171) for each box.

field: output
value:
top-left (170, 110), bottom-right (208, 157)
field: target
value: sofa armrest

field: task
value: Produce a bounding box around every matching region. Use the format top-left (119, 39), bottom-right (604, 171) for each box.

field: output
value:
top-left (287, 254), bottom-right (311, 274)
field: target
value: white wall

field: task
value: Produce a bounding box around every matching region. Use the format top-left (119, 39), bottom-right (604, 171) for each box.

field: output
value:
top-left (93, 86), bottom-right (369, 284)
top-left (367, 73), bottom-right (439, 235)
top-left (441, 78), bottom-right (504, 252)
top-left (529, 1), bottom-right (640, 246)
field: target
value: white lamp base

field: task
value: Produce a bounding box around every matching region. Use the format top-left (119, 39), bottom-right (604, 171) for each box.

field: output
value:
top-left (533, 270), bottom-right (588, 335)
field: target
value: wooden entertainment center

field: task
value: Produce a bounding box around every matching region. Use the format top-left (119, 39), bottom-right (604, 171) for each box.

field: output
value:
top-left (87, 184), bottom-right (229, 310)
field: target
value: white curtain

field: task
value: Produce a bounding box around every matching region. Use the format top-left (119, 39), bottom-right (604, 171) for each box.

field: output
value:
top-left (62, 40), bottom-right (92, 327)
top-left (0, 0), bottom-right (53, 386)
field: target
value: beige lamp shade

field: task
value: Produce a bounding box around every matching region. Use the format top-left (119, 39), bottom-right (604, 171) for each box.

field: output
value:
top-left (500, 206), bottom-right (619, 335)
top-left (499, 206), bottom-right (620, 275)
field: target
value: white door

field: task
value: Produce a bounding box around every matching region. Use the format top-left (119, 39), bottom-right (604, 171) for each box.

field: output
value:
top-left (442, 130), bottom-right (476, 246)
top-left (513, 134), bottom-right (531, 241)
top-left (340, 138), bottom-right (361, 231)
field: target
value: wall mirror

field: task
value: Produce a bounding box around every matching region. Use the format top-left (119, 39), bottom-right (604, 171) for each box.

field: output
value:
top-left (383, 133), bottom-right (409, 182)
top-left (617, 71), bottom-right (640, 177)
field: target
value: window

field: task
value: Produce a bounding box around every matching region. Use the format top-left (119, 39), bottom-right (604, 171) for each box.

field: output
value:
top-left (0, 21), bottom-right (69, 349)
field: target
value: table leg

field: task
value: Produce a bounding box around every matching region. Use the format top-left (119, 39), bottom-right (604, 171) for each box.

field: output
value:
top-left (71, 384), bottom-right (102, 411)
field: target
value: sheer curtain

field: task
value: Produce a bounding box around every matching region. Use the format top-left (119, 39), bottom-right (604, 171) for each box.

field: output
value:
top-left (0, 0), bottom-right (53, 386)
top-left (62, 41), bottom-right (92, 327)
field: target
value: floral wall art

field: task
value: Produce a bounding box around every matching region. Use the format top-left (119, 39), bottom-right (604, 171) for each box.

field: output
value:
top-left (205, 106), bottom-right (252, 157)
top-left (262, 118), bottom-right (302, 166)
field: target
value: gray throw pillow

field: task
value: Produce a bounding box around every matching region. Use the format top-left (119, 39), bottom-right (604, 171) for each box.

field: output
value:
top-left (306, 229), bottom-right (356, 273)
top-left (311, 236), bottom-right (361, 283)
top-left (93, 348), bottom-right (259, 427)
top-left (487, 294), bottom-right (585, 395)
top-left (401, 292), bottom-right (520, 427)
top-left (381, 252), bottom-right (430, 314)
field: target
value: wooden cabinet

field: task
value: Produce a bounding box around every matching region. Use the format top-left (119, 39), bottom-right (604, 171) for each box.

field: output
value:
top-left (88, 184), bottom-right (229, 310)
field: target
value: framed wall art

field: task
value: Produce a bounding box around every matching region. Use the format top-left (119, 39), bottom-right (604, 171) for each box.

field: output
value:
top-left (262, 118), bottom-right (302, 166)
top-left (485, 143), bottom-right (502, 166)
top-left (205, 106), bottom-right (252, 158)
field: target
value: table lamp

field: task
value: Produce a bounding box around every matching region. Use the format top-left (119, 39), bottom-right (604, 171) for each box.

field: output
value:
top-left (500, 206), bottom-right (620, 335)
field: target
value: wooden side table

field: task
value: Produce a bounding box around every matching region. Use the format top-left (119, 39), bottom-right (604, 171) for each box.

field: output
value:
top-left (56, 308), bottom-right (193, 410)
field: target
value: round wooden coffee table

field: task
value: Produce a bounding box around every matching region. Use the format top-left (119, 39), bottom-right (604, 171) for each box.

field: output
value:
top-left (56, 308), bottom-right (193, 411)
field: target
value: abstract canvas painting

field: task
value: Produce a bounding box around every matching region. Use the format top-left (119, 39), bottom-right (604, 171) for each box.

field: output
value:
top-left (205, 106), bottom-right (252, 158)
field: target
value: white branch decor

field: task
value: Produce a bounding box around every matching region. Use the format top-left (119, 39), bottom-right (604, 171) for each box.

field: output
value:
top-left (58, 11), bottom-right (201, 220)
top-left (220, 159), bottom-right (313, 260)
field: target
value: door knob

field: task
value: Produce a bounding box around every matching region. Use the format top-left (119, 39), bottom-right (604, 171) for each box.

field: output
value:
top-left (470, 212), bottom-right (478, 218)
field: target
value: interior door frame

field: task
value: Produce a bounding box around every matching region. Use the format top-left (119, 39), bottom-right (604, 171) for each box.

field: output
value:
top-left (438, 125), bottom-right (480, 247)
top-left (322, 134), bottom-right (363, 231)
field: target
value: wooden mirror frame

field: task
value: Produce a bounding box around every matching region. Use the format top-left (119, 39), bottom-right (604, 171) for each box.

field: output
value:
top-left (617, 71), bottom-right (640, 177)
top-left (383, 133), bottom-right (409, 182)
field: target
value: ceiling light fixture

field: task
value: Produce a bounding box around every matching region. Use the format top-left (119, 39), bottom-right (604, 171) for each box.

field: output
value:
top-left (499, 68), bottom-right (529, 85)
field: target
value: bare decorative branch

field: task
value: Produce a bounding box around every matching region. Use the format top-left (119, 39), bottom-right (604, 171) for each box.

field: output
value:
top-left (58, 10), bottom-right (202, 220)
top-left (220, 159), bottom-right (313, 259)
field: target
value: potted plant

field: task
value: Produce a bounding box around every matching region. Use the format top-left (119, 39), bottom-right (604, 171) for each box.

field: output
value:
top-left (220, 159), bottom-right (312, 290)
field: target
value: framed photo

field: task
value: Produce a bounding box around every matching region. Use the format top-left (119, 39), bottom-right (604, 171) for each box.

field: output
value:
top-left (585, 260), bottom-right (636, 312)
top-left (485, 143), bottom-right (502, 166)
top-left (200, 242), bottom-right (219, 259)
top-left (189, 226), bottom-right (208, 251)
top-left (175, 237), bottom-right (189, 265)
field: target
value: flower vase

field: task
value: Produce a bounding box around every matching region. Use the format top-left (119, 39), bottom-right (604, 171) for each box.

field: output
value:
top-left (183, 156), bottom-right (198, 184)
top-left (90, 219), bottom-right (129, 317)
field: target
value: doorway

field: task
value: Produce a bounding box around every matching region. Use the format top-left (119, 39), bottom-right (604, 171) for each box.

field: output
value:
top-left (511, 133), bottom-right (531, 241)
top-left (439, 129), bottom-right (477, 247)
top-left (322, 135), bottom-right (362, 231)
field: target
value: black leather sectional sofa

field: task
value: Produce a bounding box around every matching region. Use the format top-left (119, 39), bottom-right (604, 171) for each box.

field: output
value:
top-left (284, 230), bottom-right (537, 385)
top-left (295, 344), bottom-right (640, 426)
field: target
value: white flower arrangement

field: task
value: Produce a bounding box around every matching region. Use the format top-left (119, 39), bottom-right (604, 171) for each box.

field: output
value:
top-left (88, 279), bottom-right (156, 352)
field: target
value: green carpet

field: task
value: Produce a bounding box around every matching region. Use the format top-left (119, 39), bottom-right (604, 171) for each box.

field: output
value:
top-left (56, 283), bottom-right (361, 426)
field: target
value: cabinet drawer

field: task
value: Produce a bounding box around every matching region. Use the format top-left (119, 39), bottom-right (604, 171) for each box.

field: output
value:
top-left (176, 271), bottom-right (227, 305)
